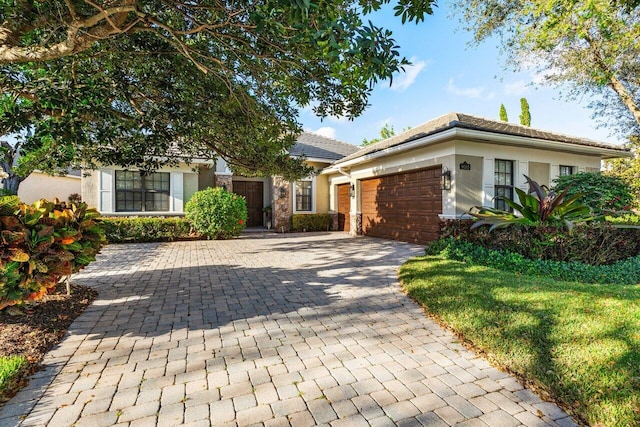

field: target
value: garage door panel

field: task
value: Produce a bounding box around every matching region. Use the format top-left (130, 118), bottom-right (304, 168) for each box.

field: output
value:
top-left (360, 166), bottom-right (442, 244)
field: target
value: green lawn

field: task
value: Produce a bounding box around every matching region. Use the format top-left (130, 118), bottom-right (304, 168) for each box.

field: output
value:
top-left (400, 255), bottom-right (640, 427)
top-left (0, 355), bottom-right (27, 399)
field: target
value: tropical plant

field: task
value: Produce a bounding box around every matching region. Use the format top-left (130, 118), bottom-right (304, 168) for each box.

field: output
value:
top-left (470, 175), bottom-right (592, 230)
top-left (0, 198), bottom-right (105, 310)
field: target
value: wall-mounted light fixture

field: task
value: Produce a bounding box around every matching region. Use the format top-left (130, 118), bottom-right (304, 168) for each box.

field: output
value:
top-left (279, 186), bottom-right (287, 199)
top-left (221, 184), bottom-right (227, 191)
top-left (440, 168), bottom-right (452, 191)
top-left (349, 183), bottom-right (355, 198)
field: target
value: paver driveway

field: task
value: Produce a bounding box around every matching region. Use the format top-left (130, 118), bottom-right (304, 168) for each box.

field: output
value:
top-left (0, 232), bottom-right (576, 427)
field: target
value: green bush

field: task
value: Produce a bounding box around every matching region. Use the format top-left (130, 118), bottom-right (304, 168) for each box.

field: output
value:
top-left (0, 198), bottom-right (105, 310)
top-left (606, 213), bottom-right (640, 226)
top-left (291, 214), bottom-right (332, 232)
top-left (441, 219), bottom-right (640, 265)
top-left (553, 172), bottom-right (635, 215)
top-left (0, 355), bottom-right (27, 394)
top-left (185, 188), bottom-right (247, 239)
top-left (435, 238), bottom-right (640, 285)
top-left (101, 217), bottom-right (195, 243)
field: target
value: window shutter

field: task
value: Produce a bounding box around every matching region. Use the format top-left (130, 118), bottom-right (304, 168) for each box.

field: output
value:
top-left (99, 169), bottom-right (112, 212)
top-left (171, 172), bottom-right (184, 212)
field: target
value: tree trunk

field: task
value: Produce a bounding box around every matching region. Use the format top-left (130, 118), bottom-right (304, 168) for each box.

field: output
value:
top-left (2, 174), bottom-right (23, 194)
top-left (608, 76), bottom-right (640, 127)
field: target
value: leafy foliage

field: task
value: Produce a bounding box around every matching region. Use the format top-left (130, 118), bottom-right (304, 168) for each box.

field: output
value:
top-left (441, 219), bottom-right (640, 265)
top-left (454, 0), bottom-right (640, 136)
top-left (0, 198), bottom-right (105, 310)
top-left (0, 355), bottom-right (27, 394)
top-left (606, 213), bottom-right (640, 226)
top-left (553, 172), bottom-right (635, 215)
top-left (0, 0), bottom-right (437, 191)
top-left (291, 214), bottom-right (332, 232)
top-left (470, 175), bottom-right (591, 230)
top-left (101, 217), bottom-right (195, 243)
top-left (519, 97), bottom-right (531, 126)
top-left (434, 237), bottom-right (640, 285)
top-left (185, 188), bottom-right (247, 239)
top-left (499, 103), bottom-right (508, 122)
top-left (605, 136), bottom-right (640, 206)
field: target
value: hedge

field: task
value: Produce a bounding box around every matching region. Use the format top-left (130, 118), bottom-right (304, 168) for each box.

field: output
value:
top-left (440, 219), bottom-right (640, 265)
top-left (185, 188), bottom-right (247, 239)
top-left (291, 214), bottom-right (332, 232)
top-left (101, 217), bottom-right (196, 243)
top-left (432, 238), bottom-right (640, 285)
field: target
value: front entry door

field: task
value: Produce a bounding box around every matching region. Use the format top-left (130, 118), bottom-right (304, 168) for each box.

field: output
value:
top-left (233, 181), bottom-right (264, 226)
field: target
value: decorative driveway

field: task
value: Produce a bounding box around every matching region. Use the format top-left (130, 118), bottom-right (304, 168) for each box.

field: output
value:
top-left (0, 232), bottom-right (576, 426)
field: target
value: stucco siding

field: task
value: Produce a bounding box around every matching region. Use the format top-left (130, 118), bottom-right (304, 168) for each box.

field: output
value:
top-left (454, 155), bottom-right (483, 215)
top-left (18, 172), bottom-right (81, 204)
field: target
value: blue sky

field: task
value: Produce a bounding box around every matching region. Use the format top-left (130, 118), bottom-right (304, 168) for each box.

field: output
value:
top-left (299, 3), bottom-right (622, 147)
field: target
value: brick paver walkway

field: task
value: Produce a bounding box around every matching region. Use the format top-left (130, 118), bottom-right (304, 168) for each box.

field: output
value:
top-left (0, 233), bottom-right (577, 426)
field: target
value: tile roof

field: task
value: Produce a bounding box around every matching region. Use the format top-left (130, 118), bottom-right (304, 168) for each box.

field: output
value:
top-left (335, 112), bottom-right (629, 164)
top-left (290, 132), bottom-right (359, 161)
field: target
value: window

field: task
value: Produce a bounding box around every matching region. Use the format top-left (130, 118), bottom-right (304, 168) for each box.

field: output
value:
top-left (294, 180), bottom-right (313, 212)
top-left (559, 165), bottom-right (575, 176)
top-left (115, 171), bottom-right (170, 212)
top-left (494, 159), bottom-right (514, 211)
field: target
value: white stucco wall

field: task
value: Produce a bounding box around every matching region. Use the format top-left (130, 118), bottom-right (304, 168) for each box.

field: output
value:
top-left (18, 172), bottom-right (81, 204)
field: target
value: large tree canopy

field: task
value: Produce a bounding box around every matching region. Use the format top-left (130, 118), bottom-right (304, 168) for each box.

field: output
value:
top-left (0, 0), bottom-right (437, 192)
top-left (454, 0), bottom-right (640, 137)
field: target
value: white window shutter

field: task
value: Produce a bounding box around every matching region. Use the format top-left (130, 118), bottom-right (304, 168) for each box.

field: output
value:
top-left (99, 169), bottom-right (113, 212)
top-left (482, 158), bottom-right (494, 206)
top-left (171, 172), bottom-right (184, 212)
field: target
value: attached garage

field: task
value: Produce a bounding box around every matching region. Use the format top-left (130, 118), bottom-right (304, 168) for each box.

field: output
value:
top-left (360, 166), bottom-right (442, 244)
top-left (337, 183), bottom-right (350, 232)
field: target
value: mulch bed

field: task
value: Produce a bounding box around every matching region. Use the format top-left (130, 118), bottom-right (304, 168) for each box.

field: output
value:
top-left (0, 283), bottom-right (97, 404)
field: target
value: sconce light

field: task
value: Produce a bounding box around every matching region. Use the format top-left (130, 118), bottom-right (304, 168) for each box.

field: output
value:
top-left (349, 184), bottom-right (355, 198)
top-left (440, 168), bottom-right (452, 191)
top-left (279, 186), bottom-right (287, 199)
top-left (221, 184), bottom-right (227, 191)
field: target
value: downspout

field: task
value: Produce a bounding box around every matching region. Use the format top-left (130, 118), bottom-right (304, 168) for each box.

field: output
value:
top-left (337, 167), bottom-right (351, 177)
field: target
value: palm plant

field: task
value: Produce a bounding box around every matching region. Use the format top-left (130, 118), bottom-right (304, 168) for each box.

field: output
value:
top-left (470, 175), bottom-right (592, 231)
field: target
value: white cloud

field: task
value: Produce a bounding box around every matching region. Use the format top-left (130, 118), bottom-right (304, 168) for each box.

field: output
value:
top-left (390, 58), bottom-right (428, 92)
top-left (312, 127), bottom-right (337, 139)
top-left (504, 80), bottom-right (529, 96)
top-left (446, 78), bottom-right (486, 98)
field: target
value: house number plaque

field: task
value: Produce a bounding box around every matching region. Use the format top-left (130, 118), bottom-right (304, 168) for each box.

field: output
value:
top-left (459, 161), bottom-right (471, 171)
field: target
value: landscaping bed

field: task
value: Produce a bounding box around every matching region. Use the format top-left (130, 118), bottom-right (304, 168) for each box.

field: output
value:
top-left (0, 283), bottom-right (97, 405)
top-left (400, 254), bottom-right (640, 427)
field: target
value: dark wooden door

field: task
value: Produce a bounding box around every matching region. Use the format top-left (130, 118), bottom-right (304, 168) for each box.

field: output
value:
top-left (337, 184), bottom-right (350, 232)
top-left (360, 166), bottom-right (442, 244)
top-left (233, 181), bottom-right (264, 227)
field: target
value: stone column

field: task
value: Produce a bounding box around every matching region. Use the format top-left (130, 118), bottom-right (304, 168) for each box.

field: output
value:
top-left (328, 211), bottom-right (339, 231)
top-left (350, 212), bottom-right (363, 236)
top-left (214, 174), bottom-right (233, 192)
top-left (272, 176), bottom-right (291, 232)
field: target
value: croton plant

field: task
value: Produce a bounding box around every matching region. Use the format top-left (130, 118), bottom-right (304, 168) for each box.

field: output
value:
top-left (0, 196), bottom-right (105, 310)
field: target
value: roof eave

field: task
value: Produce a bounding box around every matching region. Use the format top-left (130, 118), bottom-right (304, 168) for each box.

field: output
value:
top-left (324, 127), bottom-right (631, 174)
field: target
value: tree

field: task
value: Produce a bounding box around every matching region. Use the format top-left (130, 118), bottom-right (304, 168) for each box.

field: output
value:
top-left (519, 98), bottom-right (531, 126)
top-left (361, 123), bottom-right (411, 146)
top-left (499, 104), bottom-right (508, 122)
top-left (0, 0), bottom-right (437, 192)
top-left (454, 0), bottom-right (640, 137)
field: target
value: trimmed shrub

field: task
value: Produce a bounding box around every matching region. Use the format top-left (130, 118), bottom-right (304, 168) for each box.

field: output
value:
top-left (0, 198), bottom-right (105, 310)
top-left (101, 217), bottom-right (195, 243)
top-left (553, 172), bottom-right (635, 215)
top-left (291, 214), bottom-right (332, 232)
top-left (436, 238), bottom-right (640, 285)
top-left (185, 188), bottom-right (247, 239)
top-left (441, 219), bottom-right (640, 265)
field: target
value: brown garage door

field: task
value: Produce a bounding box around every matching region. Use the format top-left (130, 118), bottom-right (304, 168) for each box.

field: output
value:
top-left (337, 184), bottom-right (350, 232)
top-left (361, 166), bottom-right (442, 244)
top-left (233, 181), bottom-right (264, 226)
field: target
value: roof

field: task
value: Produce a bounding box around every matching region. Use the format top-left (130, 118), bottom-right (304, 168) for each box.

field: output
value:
top-left (335, 112), bottom-right (630, 165)
top-left (290, 132), bottom-right (359, 161)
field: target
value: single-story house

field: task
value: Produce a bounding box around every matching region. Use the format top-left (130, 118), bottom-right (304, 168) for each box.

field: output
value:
top-left (80, 112), bottom-right (631, 244)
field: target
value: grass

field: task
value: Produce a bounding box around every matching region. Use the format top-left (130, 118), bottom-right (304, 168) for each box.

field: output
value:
top-left (399, 254), bottom-right (640, 427)
top-left (0, 355), bottom-right (28, 396)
